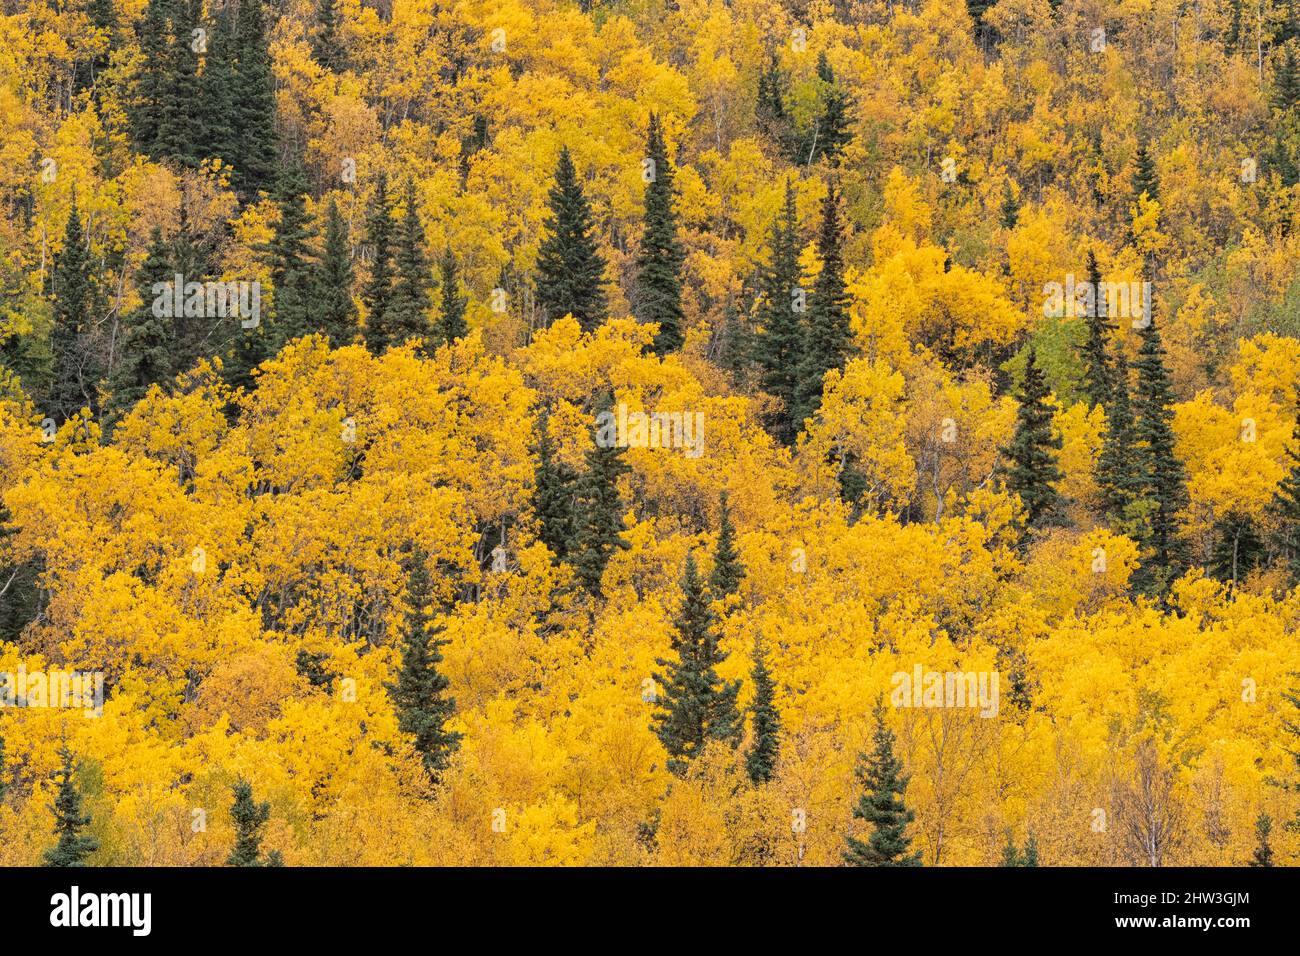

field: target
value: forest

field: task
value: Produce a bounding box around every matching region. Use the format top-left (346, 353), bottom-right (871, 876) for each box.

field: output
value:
top-left (1, 0), bottom-right (1300, 866)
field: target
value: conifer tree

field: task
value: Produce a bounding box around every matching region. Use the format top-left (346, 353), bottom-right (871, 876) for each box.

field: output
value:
top-left (1022, 832), bottom-right (1039, 866)
top-left (999, 181), bottom-right (1019, 229)
top-left (1225, 0), bottom-right (1243, 49)
top-left (226, 779), bottom-right (282, 866)
top-left (1130, 140), bottom-right (1161, 260)
top-left (1277, 47), bottom-right (1300, 112)
top-left (385, 546), bottom-right (462, 780)
top-left (754, 177), bottom-right (803, 444)
top-left (793, 182), bottom-right (852, 429)
top-left (362, 172), bottom-right (397, 352)
top-left (715, 305), bottom-right (751, 382)
top-left (967, 0), bottom-right (997, 48)
top-left (262, 164), bottom-right (317, 350)
top-left (533, 411), bottom-right (578, 561)
top-left (1268, 411), bottom-right (1300, 582)
top-left (131, 0), bottom-right (174, 156)
top-left (384, 178), bottom-right (432, 349)
top-left (106, 226), bottom-right (173, 428)
top-left (755, 53), bottom-right (792, 155)
top-left (1097, 351), bottom-right (1143, 527)
top-left (810, 52), bottom-right (851, 165)
top-left (535, 147), bottom-right (608, 332)
top-left (1209, 511), bottom-right (1263, 586)
top-left (166, 192), bottom-right (225, 374)
top-left (1079, 250), bottom-right (1114, 409)
top-left (651, 552), bottom-right (742, 775)
top-left (569, 395), bottom-right (631, 596)
top-left (198, 7), bottom-right (237, 169)
top-left (635, 114), bottom-right (687, 355)
top-left (708, 491), bottom-right (744, 600)
top-left (1132, 139), bottom-right (1160, 204)
top-left (433, 247), bottom-right (468, 346)
top-left (311, 0), bottom-right (349, 72)
top-left (1131, 309), bottom-right (1190, 594)
top-left (1278, 0), bottom-right (1299, 45)
top-left (999, 830), bottom-right (1020, 866)
top-left (315, 197), bottom-right (358, 344)
top-left (844, 701), bottom-right (922, 866)
top-left (744, 634), bottom-right (780, 785)
top-left (49, 197), bottom-right (96, 423)
top-left (42, 747), bottom-right (98, 867)
top-left (231, 0), bottom-right (278, 198)
top-left (1000, 347), bottom-right (1064, 530)
top-left (1000, 831), bottom-right (1039, 866)
top-left (1250, 813), bottom-right (1275, 866)
top-left (157, 0), bottom-right (202, 167)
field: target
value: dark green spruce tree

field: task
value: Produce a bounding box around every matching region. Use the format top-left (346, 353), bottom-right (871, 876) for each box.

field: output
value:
top-left (49, 197), bottom-right (96, 423)
top-left (1132, 139), bottom-right (1160, 204)
top-left (311, 0), bottom-right (349, 72)
top-left (1022, 833), bottom-right (1040, 866)
top-left (651, 552), bottom-right (742, 775)
top-left (315, 197), bottom-right (358, 344)
top-left (226, 780), bottom-right (282, 866)
top-left (535, 147), bottom-right (608, 332)
top-left (533, 411), bottom-right (578, 562)
top-left (384, 178), bottom-right (433, 350)
top-left (792, 181), bottom-right (852, 429)
top-left (42, 747), bottom-right (98, 867)
top-left (569, 395), bottom-right (631, 596)
top-left (1000, 347), bottom-right (1065, 531)
top-left (1000, 831), bottom-right (1039, 866)
top-left (156, 0), bottom-right (202, 167)
top-left (755, 53), bottom-right (793, 156)
top-left (433, 247), bottom-right (468, 346)
top-left (1130, 138), bottom-right (1161, 259)
top-left (744, 634), bottom-right (781, 785)
top-left (1096, 351), bottom-right (1144, 530)
top-left (1131, 307), bottom-right (1191, 595)
top-left (1269, 50), bottom-right (1300, 187)
top-left (361, 172), bottom-right (397, 352)
top-left (843, 702), bottom-right (922, 866)
top-left (999, 181), bottom-right (1019, 229)
top-left (1000, 831), bottom-right (1020, 866)
top-left (169, 194), bottom-right (223, 374)
top-left (1250, 813), bottom-right (1275, 867)
top-left (131, 0), bottom-right (175, 157)
top-left (1277, 47), bottom-right (1300, 112)
top-left (198, 7), bottom-right (238, 171)
top-left (715, 304), bottom-right (751, 382)
top-left (635, 113), bottom-right (687, 355)
top-left (1209, 511), bottom-right (1263, 587)
top-left (753, 177), bottom-right (803, 445)
top-left (967, 0), bottom-right (997, 48)
top-left (385, 546), bottom-right (462, 780)
top-left (1269, 411), bottom-right (1300, 582)
top-left (262, 164), bottom-right (317, 350)
top-left (231, 0), bottom-right (278, 197)
top-left (809, 52), bottom-right (852, 165)
top-left (708, 490), bottom-right (745, 600)
top-left (1079, 250), bottom-right (1114, 409)
top-left (105, 226), bottom-right (174, 429)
